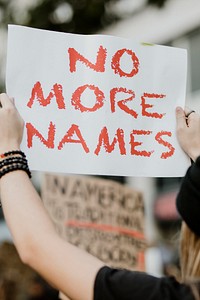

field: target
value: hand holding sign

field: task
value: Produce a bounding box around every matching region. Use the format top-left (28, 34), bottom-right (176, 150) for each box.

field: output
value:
top-left (6, 25), bottom-right (190, 176)
top-left (0, 93), bottom-right (24, 154)
top-left (176, 107), bottom-right (200, 161)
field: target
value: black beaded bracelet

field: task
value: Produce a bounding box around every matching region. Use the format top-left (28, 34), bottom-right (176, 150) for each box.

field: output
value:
top-left (0, 150), bottom-right (31, 208)
top-left (0, 150), bottom-right (26, 159)
top-left (0, 157), bottom-right (28, 168)
top-left (0, 163), bottom-right (32, 179)
top-left (0, 150), bottom-right (31, 179)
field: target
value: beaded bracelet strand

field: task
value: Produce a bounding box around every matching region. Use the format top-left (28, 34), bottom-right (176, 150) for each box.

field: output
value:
top-left (0, 157), bottom-right (28, 168)
top-left (0, 150), bottom-right (26, 159)
top-left (0, 163), bottom-right (32, 179)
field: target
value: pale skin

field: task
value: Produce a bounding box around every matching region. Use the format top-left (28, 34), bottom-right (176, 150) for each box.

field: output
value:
top-left (0, 93), bottom-right (105, 300)
top-left (176, 106), bottom-right (200, 161)
top-left (0, 93), bottom-right (200, 300)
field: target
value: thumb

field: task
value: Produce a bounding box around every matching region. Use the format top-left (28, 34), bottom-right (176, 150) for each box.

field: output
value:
top-left (176, 106), bottom-right (187, 129)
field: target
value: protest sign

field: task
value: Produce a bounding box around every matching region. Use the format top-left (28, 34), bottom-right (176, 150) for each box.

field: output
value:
top-left (6, 25), bottom-right (190, 176)
top-left (42, 173), bottom-right (146, 271)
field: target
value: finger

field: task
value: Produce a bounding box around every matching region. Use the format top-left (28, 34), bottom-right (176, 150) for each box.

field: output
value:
top-left (0, 93), bottom-right (15, 109)
top-left (185, 107), bottom-right (195, 118)
top-left (187, 111), bottom-right (200, 128)
top-left (176, 106), bottom-right (187, 129)
top-left (186, 111), bottom-right (195, 118)
top-left (10, 97), bottom-right (16, 107)
top-left (185, 106), bottom-right (192, 116)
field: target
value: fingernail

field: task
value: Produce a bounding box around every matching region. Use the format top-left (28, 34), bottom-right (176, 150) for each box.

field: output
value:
top-left (176, 106), bottom-right (182, 113)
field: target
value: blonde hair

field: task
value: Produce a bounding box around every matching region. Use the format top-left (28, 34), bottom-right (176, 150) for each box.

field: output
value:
top-left (180, 222), bottom-right (200, 300)
top-left (180, 222), bottom-right (200, 280)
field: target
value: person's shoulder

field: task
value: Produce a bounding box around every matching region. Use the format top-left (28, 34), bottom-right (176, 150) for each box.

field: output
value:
top-left (94, 267), bottom-right (194, 300)
top-left (161, 276), bottom-right (195, 300)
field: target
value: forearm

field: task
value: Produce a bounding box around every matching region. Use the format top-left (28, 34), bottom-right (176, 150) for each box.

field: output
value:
top-left (0, 170), bottom-right (56, 259)
top-left (0, 170), bottom-right (105, 300)
top-left (0, 94), bottom-right (105, 299)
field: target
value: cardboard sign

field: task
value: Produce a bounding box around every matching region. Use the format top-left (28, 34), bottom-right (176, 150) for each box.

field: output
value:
top-left (42, 174), bottom-right (146, 271)
top-left (6, 25), bottom-right (190, 176)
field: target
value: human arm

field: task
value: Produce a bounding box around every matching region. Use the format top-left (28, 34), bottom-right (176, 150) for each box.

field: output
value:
top-left (0, 93), bottom-right (105, 300)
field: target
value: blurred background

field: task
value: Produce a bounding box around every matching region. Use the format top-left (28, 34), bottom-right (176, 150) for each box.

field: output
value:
top-left (0, 0), bottom-right (200, 298)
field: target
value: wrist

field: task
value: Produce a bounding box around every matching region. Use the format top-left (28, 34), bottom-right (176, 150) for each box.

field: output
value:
top-left (0, 145), bottom-right (21, 156)
top-left (0, 150), bottom-right (31, 187)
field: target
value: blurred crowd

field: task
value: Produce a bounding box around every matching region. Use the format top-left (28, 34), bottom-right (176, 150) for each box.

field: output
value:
top-left (0, 241), bottom-right (59, 300)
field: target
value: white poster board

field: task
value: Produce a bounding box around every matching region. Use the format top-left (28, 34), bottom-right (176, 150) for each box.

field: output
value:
top-left (6, 25), bottom-right (190, 177)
